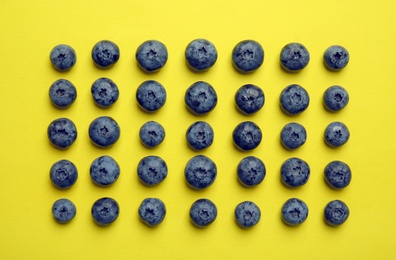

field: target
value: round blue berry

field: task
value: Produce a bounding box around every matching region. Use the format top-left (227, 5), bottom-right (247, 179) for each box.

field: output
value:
top-left (233, 121), bottom-right (262, 151)
top-left (185, 39), bottom-right (218, 71)
top-left (323, 85), bottom-right (349, 112)
top-left (137, 156), bottom-right (168, 186)
top-left (324, 200), bottom-right (349, 226)
top-left (91, 78), bottom-right (119, 107)
top-left (280, 84), bottom-right (310, 115)
top-left (88, 116), bottom-right (120, 148)
top-left (91, 197), bottom-right (119, 226)
top-left (91, 40), bottom-right (120, 68)
top-left (52, 198), bottom-right (76, 223)
top-left (138, 198), bottom-right (166, 227)
top-left (232, 40), bottom-right (264, 73)
top-left (186, 121), bottom-right (214, 151)
top-left (136, 80), bottom-right (166, 112)
top-left (185, 81), bottom-right (217, 115)
top-left (234, 201), bottom-right (261, 228)
top-left (324, 122), bottom-right (350, 147)
top-left (90, 156), bottom-right (120, 186)
top-left (189, 199), bottom-right (217, 227)
top-left (281, 158), bottom-right (310, 188)
top-left (47, 118), bottom-right (77, 149)
top-left (185, 155), bottom-right (217, 189)
top-left (50, 44), bottom-right (76, 71)
top-left (136, 40), bottom-right (168, 72)
top-left (280, 122), bottom-right (307, 150)
top-left (235, 84), bottom-right (265, 115)
top-left (324, 161), bottom-right (352, 189)
top-left (323, 45), bottom-right (349, 71)
top-left (139, 121), bottom-right (165, 148)
top-left (237, 156), bottom-right (266, 187)
top-left (49, 79), bottom-right (77, 108)
top-left (50, 160), bottom-right (78, 189)
top-left (281, 198), bottom-right (309, 226)
top-left (280, 43), bottom-right (310, 72)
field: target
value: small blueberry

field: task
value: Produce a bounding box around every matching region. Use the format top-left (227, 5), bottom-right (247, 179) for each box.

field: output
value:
top-left (47, 118), bottom-right (78, 149)
top-left (185, 81), bottom-right (217, 115)
top-left (324, 122), bottom-right (350, 147)
top-left (88, 116), bottom-right (120, 148)
top-left (280, 122), bottom-right (307, 150)
top-left (50, 44), bottom-right (76, 71)
top-left (52, 198), bottom-right (76, 223)
top-left (137, 156), bottom-right (168, 186)
top-left (237, 156), bottom-right (266, 187)
top-left (281, 198), bottom-right (309, 226)
top-left (186, 121), bottom-right (214, 151)
top-left (91, 197), bottom-right (119, 226)
top-left (235, 84), bottom-right (265, 115)
top-left (49, 79), bottom-right (77, 108)
top-left (90, 156), bottom-right (120, 186)
top-left (139, 121), bottom-right (165, 148)
top-left (323, 45), bottom-right (349, 71)
top-left (280, 84), bottom-right (310, 115)
top-left (136, 80), bottom-right (166, 112)
top-left (281, 157), bottom-right (310, 188)
top-left (232, 40), bottom-right (264, 73)
top-left (324, 200), bottom-right (349, 226)
top-left (189, 198), bottom-right (217, 227)
top-left (234, 201), bottom-right (261, 228)
top-left (233, 121), bottom-right (262, 151)
top-left (138, 198), bottom-right (166, 227)
top-left (136, 40), bottom-right (168, 72)
top-left (50, 159), bottom-right (78, 189)
top-left (280, 43), bottom-right (310, 72)
top-left (324, 161), bottom-right (352, 189)
top-left (91, 40), bottom-right (120, 68)
top-left (185, 155), bottom-right (217, 189)
top-left (323, 85), bottom-right (349, 112)
top-left (91, 77), bottom-right (119, 108)
top-left (185, 39), bottom-right (218, 71)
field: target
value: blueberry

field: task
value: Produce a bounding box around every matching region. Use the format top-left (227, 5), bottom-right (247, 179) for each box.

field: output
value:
top-left (323, 85), bottom-right (349, 112)
top-left (90, 156), bottom-right (120, 186)
top-left (324, 122), bottom-right (350, 147)
top-left (91, 197), bottom-right (119, 226)
top-left (47, 118), bottom-right (78, 149)
top-left (281, 157), bottom-right (310, 188)
top-left (91, 77), bottom-right (119, 107)
top-left (237, 156), bottom-right (266, 187)
top-left (280, 43), bottom-right (310, 72)
top-left (136, 40), bottom-right (168, 72)
top-left (233, 121), bottom-right (262, 151)
top-left (232, 40), bottom-right (264, 73)
top-left (91, 40), bottom-right (120, 68)
top-left (280, 84), bottom-right (310, 115)
top-left (280, 122), bottom-right (307, 150)
top-left (281, 198), bottom-right (309, 226)
top-left (137, 156), bottom-right (168, 186)
top-left (49, 79), bottom-right (77, 108)
top-left (50, 159), bottom-right (78, 189)
top-left (88, 116), bottom-right (120, 148)
top-left (324, 161), bottom-right (352, 189)
top-left (324, 200), bottom-right (349, 226)
top-left (50, 44), bottom-right (76, 71)
top-left (323, 45), bottom-right (349, 71)
top-left (138, 198), bottom-right (166, 226)
top-left (52, 198), bottom-right (76, 223)
top-left (186, 121), bottom-right (214, 151)
top-left (235, 84), bottom-right (265, 115)
top-left (234, 201), bottom-right (261, 228)
top-left (185, 39), bottom-right (218, 71)
top-left (139, 121), bottom-right (165, 148)
top-left (184, 155), bottom-right (217, 189)
top-left (189, 199), bottom-right (217, 227)
top-left (185, 81), bottom-right (217, 115)
top-left (136, 80), bottom-right (166, 112)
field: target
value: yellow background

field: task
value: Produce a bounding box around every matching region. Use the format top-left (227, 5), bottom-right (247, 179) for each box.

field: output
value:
top-left (1, 0), bottom-right (395, 259)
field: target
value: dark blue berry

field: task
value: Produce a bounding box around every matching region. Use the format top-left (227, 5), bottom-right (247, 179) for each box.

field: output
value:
top-left (186, 121), bottom-right (214, 151)
top-left (52, 198), bottom-right (76, 223)
top-left (88, 116), bottom-right (120, 148)
top-left (136, 40), bottom-right (168, 72)
top-left (50, 160), bottom-right (78, 189)
top-left (280, 43), bottom-right (310, 72)
top-left (280, 122), bottom-right (307, 150)
top-left (324, 161), bottom-right (352, 189)
top-left (185, 39), bottom-right (217, 71)
top-left (49, 79), bottom-right (77, 108)
top-left (237, 156), bottom-right (266, 187)
top-left (185, 155), bottom-right (217, 189)
top-left (233, 121), bottom-right (262, 151)
top-left (136, 80), bottom-right (166, 112)
top-left (232, 40), bottom-right (264, 73)
top-left (185, 81), bottom-right (217, 115)
top-left (281, 198), bottom-right (309, 226)
top-left (47, 118), bottom-right (77, 149)
top-left (323, 45), bottom-right (349, 71)
top-left (324, 200), bottom-right (349, 226)
top-left (50, 44), bottom-right (76, 71)
top-left (281, 157), bottom-right (310, 188)
top-left (235, 84), bottom-right (265, 115)
top-left (91, 40), bottom-right (120, 68)
top-left (280, 84), bottom-right (310, 115)
top-left (138, 198), bottom-right (166, 226)
top-left (189, 199), bottom-right (217, 227)
top-left (234, 201), bottom-right (261, 228)
top-left (91, 77), bottom-right (119, 107)
top-left (323, 85), bottom-right (349, 112)
top-left (90, 156), bottom-right (120, 186)
top-left (91, 197), bottom-right (119, 226)
top-left (137, 156), bottom-right (168, 186)
top-left (139, 121), bottom-right (165, 148)
top-left (324, 122), bottom-right (350, 147)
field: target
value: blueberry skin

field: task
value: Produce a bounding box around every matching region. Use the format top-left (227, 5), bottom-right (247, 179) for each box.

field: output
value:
top-left (324, 161), bottom-right (352, 189)
top-left (189, 199), bottom-right (217, 227)
top-left (281, 198), bottom-right (309, 226)
top-left (280, 84), bottom-right (310, 115)
top-left (139, 121), bottom-right (165, 148)
top-left (137, 156), bottom-right (168, 186)
top-left (47, 118), bottom-right (78, 149)
top-left (185, 81), bottom-right (217, 115)
top-left (50, 44), bottom-right (76, 71)
top-left (324, 122), bottom-right (350, 147)
top-left (324, 200), bottom-right (349, 226)
top-left (50, 160), bottom-right (78, 189)
top-left (280, 43), bottom-right (310, 72)
top-left (234, 201), bottom-right (261, 228)
top-left (49, 79), bottom-right (77, 108)
top-left (91, 78), bottom-right (119, 107)
top-left (90, 156), bottom-right (120, 186)
top-left (138, 198), bottom-right (166, 226)
top-left (185, 39), bottom-right (218, 71)
top-left (280, 122), bottom-right (307, 150)
top-left (323, 45), bottom-right (349, 71)
top-left (136, 80), bottom-right (167, 112)
top-left (186, 121), bottom-right (214, 151)
top-left (281, 157), bottom-right (310, 188)
top-left (323, 85), bottom-right (349, 112)
top-left (235, 84), bottom-right (265, 115)
top-left (233, 121), bottom-right (262, 151)
top-left (91, 197), bottom-right (119, 226)
top-left (52, 198), bottom-right (76, 223)
top-left (88, 116), bottom-right (120, 148)
top-left (232, 40), bottom-right (264, 73)
top-left (185, 155), bottom-right (217, 189)
top-left (136, 40), bottom-right (168, 72)
top-left (237, 156), bottom-right (266, 187)
top-left (91, 40), bottom-right (120, 68)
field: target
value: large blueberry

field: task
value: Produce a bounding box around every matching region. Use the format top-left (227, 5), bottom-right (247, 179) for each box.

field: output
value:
top-left (88, 116), bottom-right (120, 148)
top-left (91, 77), bottom-right (119, 107)
top-left (185, 155), bottom-right (217, 189)
top-left (280, 84), bottom-right (310, 115)
top-left (324, 122), bottom-right (350, 147)
top-left (136, 80), bottom-right (166, 112)
top-left (189, 199), bottom-right (217, 227)
top-left (50, 159), bottom-right (78, 189)
top-left (280, 122), bottom-right (307, 150)
top-left (49, 79), bottom-right (77, 108)
top-left (50, 44), bottom-right (76, 71)
top-left (91, 197), bottom-right (119, 226)
top-left (323, 85), bottom-right (349, 112)
top-left (138, 198), bottom-right (166, 227)
top-left (324, 200), bottom-right (349, 226)
top-left (136, 40), bottom-right (168, 72)
top-left (232, 40), bottom-right (264, 73)
top-left (281, 157), bottom-right (310, 188)
top-left (139, 121), bottom-right (165, 148)
top-left (185, 81), bottom-right (217, 115)
top-left (235, 84), bottom-right (265, 115)
top-left (186, 121), bottom-right (214, 151)
top-left (137, 156), bottom-right (168, 186)
top-left (237, 156), bottom-right (266, 187)
top-left (47, 118), bottom-right (78, 149)
top-left (280, 43), bottom-right (310, 72)
top-left (324, 161), bottom-right (352, 189)
top-left (234, 201), bottom-right (261, 228)
top-left (185, 39), bottom-right (218, 71)
top-left (90, 156), bottom-right (120, 186)
top-left (52, 198), bottom-right (76, 223)
top-left (281, 198), bottom-right (309, 226)
top-left (233, 121), bottom-right (262, 151)
top-left (91, 40), bottom-right (120, 68)
top-left (323, 45), bottom-right (349, 71)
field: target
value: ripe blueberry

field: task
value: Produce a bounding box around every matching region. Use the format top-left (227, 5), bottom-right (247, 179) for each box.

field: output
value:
top-left (281, 198), bottom-right (309, 226)
top-left (280, 122), bottom-right (307, 150)
top-left (137, 156), bottom-right (168, 186)
top-left (50, 44), bottom-right (76, 71)
top-left (136, 80), bottom-right (166, 112)
top-left (91, 197), bottom-right (119, 226)
top-left (185, 39), bottom-right (218, 71)
top-left (91, 77), bottom-right (119, 107)
top-left (50, 159), bottom-right (78, 189)
top-left (324, 200), bottom-right (349, 226)
top-left (189, 199), bottom-right (217, 227)
top-left (232, 40), bottom-right (264, 73)
top-left (90, 156), bottom-right (120, 186)
top-left (138, 198), bottom-right (166, 226)
top-left (139, 121), bottom-right (165, 148)
top-left (52, 198), bottom-right (76, 223)
top-left (237, 156), bottom-right (266, 187)
top-left (186, 121), bottom-right (214, 151)
top-left (91, 40), bottom-right (120, 68)
top-left (233, 121), bottom-right (262, 151)
top-left (88, 116), bottom-right (120, 148)
top-left (235, 84), bottom-right (265, 115)
top-left (185, 81), bottom-right (217, 115)
top-left (185, 155), bottom-right (217, 189)
top-left (324, 122), bottom-right (350, 147)
top-left (324, 161), bottom-right (352, 189)
top-left (49, 79), bottom-right (77, 108)
top-left (47, 118), bottom-right (77, 149)
top-left (136, 40), bottom-right (168, 72)
top-left (323, 85), bottom-right (349, 112)
top-left (323, 45), bottom-right (349, 71)
top-left (281, 157), bottom-right (310, 188)
top-left (280, 43), bottom-right (310, 72)
top-left (280, 84), bottom-right (310, 115)
top-left (234, 201), bottom-right (261, 228)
